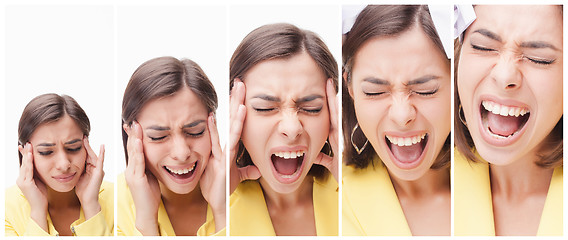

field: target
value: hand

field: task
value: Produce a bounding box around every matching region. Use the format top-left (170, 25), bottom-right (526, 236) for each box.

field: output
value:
top-left (75, 137), bottom-right (105, 220)
top-left (314, 79), bottom-right (339, 182)
top-left (229, 80), bottom-right (260, 194)
top-left (123, 122), bottom-right (161, 236)
top-left (199, 113), bottom-right (226, 231)
top-left (17, 143), bottom-right (48, 232)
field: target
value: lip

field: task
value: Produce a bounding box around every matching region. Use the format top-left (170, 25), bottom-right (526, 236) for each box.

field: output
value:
top-left (269, 145), bottom-right (308, 184)
top-left (476, 95), bottom-right (532, 147)
top-left (52, 172), bottom-right (76, 183)
top-left (383, 131), bottom-right (429, 169)
top-left (162, 161), bottom-right (199, 184)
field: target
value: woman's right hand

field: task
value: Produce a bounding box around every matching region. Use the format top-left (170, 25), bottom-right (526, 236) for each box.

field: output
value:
top-left (17, 143), bottom-right (48, 232)
top-left (229, 80), bottom-right (261, 194)
top-left (124, 122), bottom-right (161, 236)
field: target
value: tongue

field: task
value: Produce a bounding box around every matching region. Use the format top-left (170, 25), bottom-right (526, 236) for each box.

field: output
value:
top-left (487, 112), bottom-right (522, 136)
top-left (273, 157), bottom-right (298, 175)
top-left (391, 143), bottom-right (422, 163)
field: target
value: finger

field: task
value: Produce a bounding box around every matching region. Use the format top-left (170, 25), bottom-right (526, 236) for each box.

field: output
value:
top-left (238, 165), bottom-right (261, 181)
top-left (208, 114), bottom-right (222, 161)
top-left (26, 144), bottom-right (35, 182)
top-left (134, 138), bottom-right (145, 176)
top-left (230, 105), bottom-right (246, 150)
top-left (230, 81), bottom-right (246, 119)
top-left (18, 145), bottom-right (27, 177)
top-left (83, 137), bottom-right (97, 165)
top-left (98, 144), bottom-right (105, 168)
top-left (326, 78), bottom-right (339, 131)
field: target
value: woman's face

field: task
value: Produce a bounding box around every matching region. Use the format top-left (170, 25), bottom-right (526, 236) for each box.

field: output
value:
top-left (458, 5), bottom-right (563, 165)
top-left (349, 26), bottom-right (451, 181)
top-left (241, 51), bottom-right (330, 193)
top-left (29, 114), bottom-right (86, 192)
top-left (137, 87), bottom-right (211, 194)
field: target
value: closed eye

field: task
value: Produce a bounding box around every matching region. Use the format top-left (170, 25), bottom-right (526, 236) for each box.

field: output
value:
top-left (471, 44), bottom-right (496, 52)
top-left (253, 108), bottom-right (275, 112)
top-left (525, 56), bottom-right (555, 65)
top-left (301, 107), bottom-right (322, 114)
top-left (363, 91), bottom-right (386, 96)
top-left (149, 136), bottom-right (167, 141)
top-left (413, 89), bottom-right (439, 96)
top-left (67, 146), bottom-right (82, 152)
top-left (187, 129), bottom-right (205, 137)
top-left (38, 151), bottom-right (53, 156)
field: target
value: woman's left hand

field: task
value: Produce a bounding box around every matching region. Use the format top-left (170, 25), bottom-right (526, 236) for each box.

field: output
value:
top-left (200, 113), bottom-right (226, 231)
top-left (314, 79), bottom-right (339, 182)
top-left (75, 137), bottom-right (104, 220)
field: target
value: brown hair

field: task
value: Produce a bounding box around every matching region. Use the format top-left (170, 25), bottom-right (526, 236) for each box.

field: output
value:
top-left (229, 23), bottom-right (338, 178)
top-left (454, 6), bottom-right (563, 168)
top-left (342, 5), bottom-right (450, 169)
top-left (18, 94), bottom-right (90, 164)
top-left (122, 56), bottom-right (218, 162)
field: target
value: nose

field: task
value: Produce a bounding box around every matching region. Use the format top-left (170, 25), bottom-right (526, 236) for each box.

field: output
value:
top-left (55, 152), bottom-right (71, 171)
top-left (278, 110), bottom-right (303, 140)
top-left (170, 134), bottom-right (191, 161)
top-left (389, 94), bottom-right (416, 127)
top-left (490, 53), bottom-right (522, 91)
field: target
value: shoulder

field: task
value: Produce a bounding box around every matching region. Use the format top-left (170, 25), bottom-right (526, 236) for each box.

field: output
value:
top-left (5, 185), bottom-right (27, 210)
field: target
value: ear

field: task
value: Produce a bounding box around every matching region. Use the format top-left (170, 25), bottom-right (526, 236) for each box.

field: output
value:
top-left (122, 123), bottom-right (130, 136)
top-left (343, 71), bottom-right (355, 98)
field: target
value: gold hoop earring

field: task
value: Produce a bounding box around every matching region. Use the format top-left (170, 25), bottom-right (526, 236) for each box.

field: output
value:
top-left (351, 123), bottom-right (368, 154)
top-left (459, 104), bottom-right (467, 126)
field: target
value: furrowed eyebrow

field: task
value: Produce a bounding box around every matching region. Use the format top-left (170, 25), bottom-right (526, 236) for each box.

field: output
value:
top-left (296, 94), bottom-right (323, 104)
top-left (520, 41), bottom-right (559, 51)
top-left (473, 29), bottom-right (502, 42)
top-left (363, 77), bottom-right (390, 85)
top-left (183, 120), bottom-right (206, 128)
top-left (252, 94), bottom-right (280, 102)
top-left (406, 75), bottom-right (439, 86)
top-left (37, 143), bottom-right (55, 147)
top-left (146, 126), bottom-right (170, 131)
top-left (64, 139), bottom-right (82, 145)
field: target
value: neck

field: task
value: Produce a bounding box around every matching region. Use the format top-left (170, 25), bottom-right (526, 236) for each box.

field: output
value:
top-left (489, 153), bottom-right (554, 199)
top-left (47, 188), bottom-right (80, 208)
top-left (259, 175), bottom-right (313, 208)
top-left (389, 167), bottom-right (450, 199)
top-left (159, 182), bottom-right (206, 206)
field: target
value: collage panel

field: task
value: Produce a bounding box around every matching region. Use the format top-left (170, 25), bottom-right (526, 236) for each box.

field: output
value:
top-left (115, 5), bottom-right (228, 236)
top-left (227, 4), bottom-right (341, 236)
top-left (341, 5), bottom-right (452, 236)
top-left (4, 5), bottom-right (115, 236)
top-left (454, 4), bottom-right (563, 236)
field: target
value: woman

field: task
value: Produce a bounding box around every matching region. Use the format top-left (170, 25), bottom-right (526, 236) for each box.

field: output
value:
top-left (342, 5), bottom-right (451, 236)
top-left (454, 5), bottom-right (562, 236)
top-left (5, 94), bottom-right (112, 236)
top-left (117, 56), bottom-right (225, 236)
top-left (228, 23), bottom-right (339, 236)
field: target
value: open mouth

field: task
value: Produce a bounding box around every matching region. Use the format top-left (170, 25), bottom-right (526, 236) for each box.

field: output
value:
top-left (271, 150), bottom-right (305, 180)
top-left (163, 162), bottom-right (197, 180)
top-left (480, 100), bottom-right (530, 139)
top-left (385, 133), bottom-right (428, 168)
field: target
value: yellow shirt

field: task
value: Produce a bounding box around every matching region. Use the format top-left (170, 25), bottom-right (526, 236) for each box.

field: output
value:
top-left (116, 174), bottom-right (225, 236)
top-left (342, 159), bottom-right (411, 236)
top-left (455, 150), bottom-right (563, 236)
top-left (229, 173), bottom-right (338, 236)
top-left (5, 181), bottom-right (114, 236)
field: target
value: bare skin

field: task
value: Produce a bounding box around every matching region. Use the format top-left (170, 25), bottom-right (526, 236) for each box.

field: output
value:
top-left (262, 175), bottom-right (316, 236)
top-left (46, 189), bottom-right (81, 236)
top-left (490, 152), bottom-right (553, 236)
top-left (162, 184), bottom-right (208, 236)
top-left (390, 167), bottom-right (450, 236)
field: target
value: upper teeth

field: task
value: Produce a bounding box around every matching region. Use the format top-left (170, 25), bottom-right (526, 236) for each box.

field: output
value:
top-left (274, 150), bottom-right (305, 159)
top-left (165, 162), bottom-right (196, 175)
top-left (386, 133), bottom-right (426, 147)
top-left (482, 100), bottom-right (529, 117)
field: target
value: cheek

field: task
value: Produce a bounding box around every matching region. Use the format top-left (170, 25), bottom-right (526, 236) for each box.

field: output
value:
top-left (242, 115), bottom-right (272, 154)
top-left (192, 136), bottom-right (212, 159)
top-left (142, 142), bottom-right (166, 166)
top-left (353, 99), bottom-right (386, 136)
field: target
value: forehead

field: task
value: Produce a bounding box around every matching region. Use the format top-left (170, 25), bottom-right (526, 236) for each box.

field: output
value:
top-left (471, 5), bottom-right (562, 46)
top-left (243, 51), bottom-right (327, 96)
top-left (352, 26), bottom-right (448, 82)
top-left (138, 86), bottom-right (208, 123)
top-left (29, 114), bottom-right (83, 143)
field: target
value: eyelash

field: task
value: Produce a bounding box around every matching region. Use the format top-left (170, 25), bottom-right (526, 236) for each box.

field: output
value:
top-left (413, 89), bottom-right (439, 96)
top-left (253, 107), bottom-right (322, 114)
top-left (363, 92), bottom-right (386, 97)
top-left (472, 44), bottom-right (555, 65)
top-left (38, 146), bottom-right (82, 156)
top-left (149, 130), bottom-right (205, 141)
